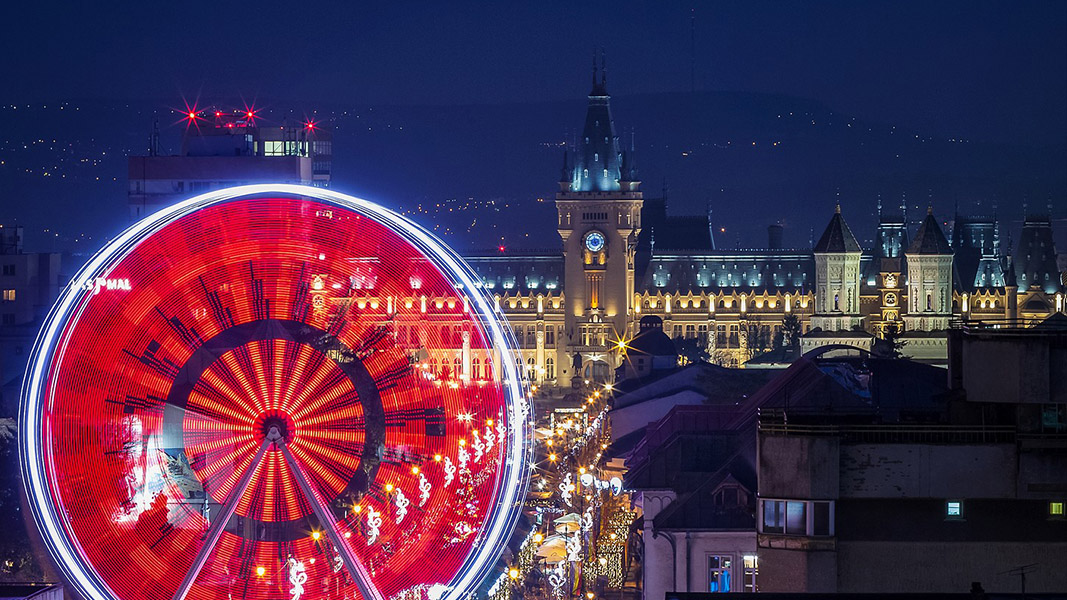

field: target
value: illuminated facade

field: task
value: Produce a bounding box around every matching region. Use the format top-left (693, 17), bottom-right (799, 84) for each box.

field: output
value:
top-left (466, 74), bottom-right (1065, 381)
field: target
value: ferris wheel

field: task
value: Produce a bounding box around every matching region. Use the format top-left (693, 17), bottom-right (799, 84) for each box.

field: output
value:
top-left (19, 185), bottom-right (531, 600)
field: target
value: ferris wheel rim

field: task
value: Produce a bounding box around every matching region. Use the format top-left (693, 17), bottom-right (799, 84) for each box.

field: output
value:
top-left (19, 183), bottom-right (532, 600)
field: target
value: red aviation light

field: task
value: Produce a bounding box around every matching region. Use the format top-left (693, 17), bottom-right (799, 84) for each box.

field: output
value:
top-left (20, 186), bottom-right (531, 600)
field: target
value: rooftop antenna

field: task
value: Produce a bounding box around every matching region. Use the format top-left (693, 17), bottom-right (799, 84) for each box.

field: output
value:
top-left (1001, 563), bottom-right (1037, 596)
top-left (707, 200), bottom-right (716, 250)
top-left (993, 199), bottom-right (1000, 254)
top-left (876, 194), bottom-right (883, 219)
top-left (690, 7), bottom-right (696, 94)
top-left (600, 48), bottom-right (607, 88)
top-left (149, 116), bottom-right (160, 157)
top-left (592, 48), bottom-right (598, 89)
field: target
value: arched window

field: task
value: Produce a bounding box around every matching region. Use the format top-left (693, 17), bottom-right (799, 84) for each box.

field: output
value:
top-left (834, 294), bottom-right (840, 311)
top-left (527, 356), bottom-right (536, 380)
top-left (472, 357), bottom-right (481, 380)
top-left (546, 357), bottom-right (555, 379)
top-left (430, 358), bottom-right (438, 375)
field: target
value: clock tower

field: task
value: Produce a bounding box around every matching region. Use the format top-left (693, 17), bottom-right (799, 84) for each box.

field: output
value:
top-left (556, 58), bottom-right (642, 384)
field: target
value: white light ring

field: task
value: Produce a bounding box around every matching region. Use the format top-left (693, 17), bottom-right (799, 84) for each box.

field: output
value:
top-left (19, 184), bottom-right (533, 600)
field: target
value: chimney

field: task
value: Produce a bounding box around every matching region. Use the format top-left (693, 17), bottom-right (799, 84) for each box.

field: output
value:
top-left (768, 223), bottom-right (784, 250)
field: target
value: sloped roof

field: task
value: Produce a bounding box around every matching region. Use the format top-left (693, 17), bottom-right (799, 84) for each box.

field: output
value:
top-left (570, 69), bottom-right (622, 192)
top-left (653, 464), bottom-right (758, 531)
top-left (628, 316), bottom-right (677, 357)
top-left (907, 211), bottom-right (953, 255)
top-left (813, 206), bottom-right (862, 253)
top-left (612, 362), bottom-right (773, 410)
top-left (1015, 216), bottom-right (1061, 293)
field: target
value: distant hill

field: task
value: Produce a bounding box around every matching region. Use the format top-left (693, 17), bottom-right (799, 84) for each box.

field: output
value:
top-left (0, 92), bottom-right (1063, 252)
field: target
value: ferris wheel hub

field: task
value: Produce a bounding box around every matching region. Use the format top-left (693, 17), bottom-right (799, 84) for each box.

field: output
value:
top-left (254, 409), bottom-right (295, 443)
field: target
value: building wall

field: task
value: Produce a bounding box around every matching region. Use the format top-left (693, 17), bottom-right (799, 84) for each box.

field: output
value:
top-left (840, 444), bottom-right (1018, 498)
top-left (758, 428), bottom-right (1067, 594)
top-left (952, 329), bottom-right (1067, 405)
top-left (756, 546), bottom-right (837, 593)
top-left (758, 435), bottom-right (840, 500)
top-left (837, 541), bottom-right (1067, 593)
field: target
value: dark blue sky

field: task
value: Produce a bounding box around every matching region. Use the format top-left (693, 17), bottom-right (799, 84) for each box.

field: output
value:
top-left (0, 1), bottom-right (1064, 252)
top-left (4, 1), bottom-right (1064, 144)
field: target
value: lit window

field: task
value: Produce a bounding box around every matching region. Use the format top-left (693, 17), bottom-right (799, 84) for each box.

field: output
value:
top-left (762, 500), bottom-right (784, 534)
top-left (946, 500), bottom-right (963, 519)
top-left (742, 555), bottom-right (758, 592)
top-left (1051, 502), bottom-right (1064, 517)
top-left (785, 501), bottom-right (806, 534)
top-left (707, 556), bottom-right (732, 593)
top-left (1, 289), bottom-right (14, 302)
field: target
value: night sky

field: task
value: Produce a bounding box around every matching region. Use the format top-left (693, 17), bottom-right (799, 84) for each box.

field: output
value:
top-left (1, 1), bottom-right (1064, 251)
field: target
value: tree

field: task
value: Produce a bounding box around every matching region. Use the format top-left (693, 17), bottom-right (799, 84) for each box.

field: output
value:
top-left (872, 322), bottom-right (907, 359)
top-left (781, 314), bottom-right (802, 349)
top-left (672, 336), bottom-right (710, 365)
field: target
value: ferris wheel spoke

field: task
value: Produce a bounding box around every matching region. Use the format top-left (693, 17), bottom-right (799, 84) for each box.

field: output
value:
top-left (172, 434), bottom-right (273, 600)
top-left (276, 437), bottom-right (385, 600)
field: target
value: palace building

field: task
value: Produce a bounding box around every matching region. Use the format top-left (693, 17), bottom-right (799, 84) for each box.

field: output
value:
top-left (122, 85), bottom-right (1065, 391)
top-left (463, 67), bottom-right (1065, 386)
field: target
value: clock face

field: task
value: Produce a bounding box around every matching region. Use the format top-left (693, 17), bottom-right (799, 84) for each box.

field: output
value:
top-left (20, 187), bottom-right (530, 600)
top-left (885, 292), bottom-right (898, 306)
top-left (584, 231), bottom-right (606, 253)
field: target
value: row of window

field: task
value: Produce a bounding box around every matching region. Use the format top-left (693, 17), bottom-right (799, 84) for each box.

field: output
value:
top-left (759, 499), bottom-right (834, 536)
top-left (946, 500), bottom-right (1065, 520)
top-left (760, 499), bottom-right (1065, 536)
top-left (707, 554), bottom-right (758, 593)
top-left (1, 265), bottom-right (15, 276)
top-left (512, 325), bottom-right (563, 348)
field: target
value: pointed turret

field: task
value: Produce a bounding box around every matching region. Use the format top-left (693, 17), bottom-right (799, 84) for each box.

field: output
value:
top-left (813, 204), bottom-right (862, 253)
top-left (810, 205), bottom-right (865, 333)
top-left (908, 208), bottom-right (953, 255)
top-left (571, 50), bottom-right (623, 192)
top-left (1014, 214), bottom-right (1060, 293)
top-left (903, 207), bottom-right (954, 331)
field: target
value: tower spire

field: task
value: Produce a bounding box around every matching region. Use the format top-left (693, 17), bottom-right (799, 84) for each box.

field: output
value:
top-left (591, 48), bottom-right (598, 91)
top-left (600, 48), bottom-right (606, 89)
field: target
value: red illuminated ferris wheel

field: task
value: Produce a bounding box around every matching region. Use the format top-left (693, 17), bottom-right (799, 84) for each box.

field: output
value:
top-left (20, 185), bottom-right (531, 600)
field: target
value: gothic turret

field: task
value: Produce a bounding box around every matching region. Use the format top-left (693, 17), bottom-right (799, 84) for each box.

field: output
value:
top-left (811, 205), bottom-right (864, 333)
top-left (569, 54), bottom-right (623, 193)
top-left (903, 208), bottom-right (954, 331)
top-left (1015, 214), bottom-right (1060, 293)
